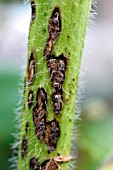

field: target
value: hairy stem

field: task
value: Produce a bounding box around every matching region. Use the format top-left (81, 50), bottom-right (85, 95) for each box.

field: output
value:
top-left (17, 0), bottom-right (92, 169)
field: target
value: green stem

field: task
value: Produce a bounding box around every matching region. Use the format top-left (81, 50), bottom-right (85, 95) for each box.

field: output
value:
top-left (17, 0), bottom-right (92, 169)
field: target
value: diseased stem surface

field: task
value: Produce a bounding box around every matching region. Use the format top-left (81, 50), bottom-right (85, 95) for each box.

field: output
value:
top-left (18, 0), bottom-right (92, 169)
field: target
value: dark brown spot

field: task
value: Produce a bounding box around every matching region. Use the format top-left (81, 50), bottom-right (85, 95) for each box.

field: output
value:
top-left (40, 160), bottom-right (50, 170)
top-left (52, 92), bottom-right (63, 115)
top-left (32, 88), bottom-right (47, 141)
top-left (57, 55), bottom-right (67, 72)
top-left (47, 57), bottom-right (58, 73)
top-left (36, 88), bottom-right (47, 107)
top-left (44, 119), bottom-right (60, 153)
top-left (47, 54), bottom-right (67, 92)
top-left (28, 51), bottom-right (35, 84)
top-left (26, 122), bottom-right (29, 133)
top-left (34, 116), bottom-right (46, 140)
top-left (48, 7), bottom-right (61, 42)
top-left (21, 136), bottom-right (28, 159)
top-left (28, 90), bottom-right (34, 108)
top-left (50, 71), bottom-right (64, 91)
top-left (31, 1), bottom-right (36, 21)
top-left (43, 7), bottom-right (61, 59)
top-left (30, 157), bottom-right (39, 170)
top-left (47, 54), bottom-right (66, 74)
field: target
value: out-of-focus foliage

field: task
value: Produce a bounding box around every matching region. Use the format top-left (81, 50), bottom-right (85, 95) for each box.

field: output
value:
top-left (101, 164), bottom-right (113, 170)
top-left (77, 99), bottom-right (113, 170)
top-left (0, 73), bottom-right (19, 170)
top-left (100, 152), bottom-right (113, 170)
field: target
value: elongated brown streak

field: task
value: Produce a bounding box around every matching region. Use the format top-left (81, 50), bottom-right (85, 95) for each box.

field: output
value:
top-left (21, 136), bottom-right (28, 159)
top-left (32, 88), bottom-right (47, 141)
top-left (43, 7), bottom-right (61, 59)
top-left (31, 1), bottom-right (36, 21)
top-left (28, 51), bottom-right (35, 84)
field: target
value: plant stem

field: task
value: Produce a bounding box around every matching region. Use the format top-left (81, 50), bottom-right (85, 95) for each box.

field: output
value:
top-left (17, 0), bottom-right (92, 169)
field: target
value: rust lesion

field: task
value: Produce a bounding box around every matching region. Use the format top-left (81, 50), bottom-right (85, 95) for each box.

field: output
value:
top-left (47, 54), bottom-right (67, 91)
top-left (44, 7), bottom-right (61, 59)
top-left (41, 160), bottom-right (50, 170)
top-left (30, 157), bottom-right (39, 170)
top-left (31, 1), bottom-right (36, 22)
top-left (32, 88), bottom-right (47, 141)
top-left (21, 136), bottom-right (28, 159)
top-left (48, 7), bottom-right (61, 41)
top-left (47, 54), bottom-right (67, 115)
top-left (31, 88), bottom-right (61, 151)
top-left (28, 90), bottom-right (34, 108)
top-left (52, 92), bottom-right (63, 115)
top-left (28, 51), bottom-right (35, 84)
top-left (44, 119), bottom-right (60, 153)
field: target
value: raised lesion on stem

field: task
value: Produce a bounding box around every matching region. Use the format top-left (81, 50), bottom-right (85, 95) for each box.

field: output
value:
top-left (31, 1), bottom-right (36, 22)
top-left (28, 51), bottom-right (35, 84)
top-left (43, 7), bottom-right (61, 59)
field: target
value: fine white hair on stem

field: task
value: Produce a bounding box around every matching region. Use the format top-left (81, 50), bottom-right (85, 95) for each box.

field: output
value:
top-left (10, 0), bottom-right (96, 169)
top-left (68, 0), bottom-right (98, 169)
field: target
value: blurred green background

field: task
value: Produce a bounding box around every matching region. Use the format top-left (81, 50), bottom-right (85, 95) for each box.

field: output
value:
top-left (0, 72), bottom-right (19, 169)
top-left (0, 0), bottom-right (29, 169)
top-left (0, 0), bottom-right (113, 170)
